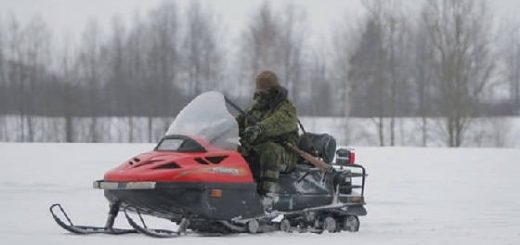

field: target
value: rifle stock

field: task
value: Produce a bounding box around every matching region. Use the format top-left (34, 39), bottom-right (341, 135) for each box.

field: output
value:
top-left (285, 143), bottom-right (332, 171)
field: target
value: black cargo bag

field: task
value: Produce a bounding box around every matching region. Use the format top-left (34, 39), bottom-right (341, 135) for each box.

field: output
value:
top-left (297, 133), bottom-right (337, 164)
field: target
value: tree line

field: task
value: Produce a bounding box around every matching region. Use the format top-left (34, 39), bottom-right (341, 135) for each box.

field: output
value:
top-left (0, 0), bottom-right (519, 146)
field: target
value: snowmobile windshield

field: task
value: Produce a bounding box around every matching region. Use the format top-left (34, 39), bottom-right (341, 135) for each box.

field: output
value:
top-left (165, 91), bottom-right (239, 151)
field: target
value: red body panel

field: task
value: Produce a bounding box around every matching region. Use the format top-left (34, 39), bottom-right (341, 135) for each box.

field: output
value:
top-left (104, 138), bottom-right (254, 184)
top-left (104, 150), bottom-right (253, 183)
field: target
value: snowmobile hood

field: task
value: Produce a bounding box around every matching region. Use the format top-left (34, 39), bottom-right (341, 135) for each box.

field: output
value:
top-left (103, 149), bottom-right (254, 183)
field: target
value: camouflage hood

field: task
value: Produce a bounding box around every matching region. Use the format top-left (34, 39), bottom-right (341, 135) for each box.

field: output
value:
top-left (268, 86), bottom-right (289, 111)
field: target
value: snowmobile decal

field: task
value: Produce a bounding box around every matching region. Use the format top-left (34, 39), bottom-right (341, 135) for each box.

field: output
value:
top-left (209, 167), bottom-right (247, 176)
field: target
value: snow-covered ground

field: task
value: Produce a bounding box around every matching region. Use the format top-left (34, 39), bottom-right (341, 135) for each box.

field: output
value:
top-left (1, 143), bottom-right (520, 244)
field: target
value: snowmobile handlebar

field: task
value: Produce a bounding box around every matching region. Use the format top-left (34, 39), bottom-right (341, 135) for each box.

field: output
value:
top-left (224, 96), bottom-right (258, 125)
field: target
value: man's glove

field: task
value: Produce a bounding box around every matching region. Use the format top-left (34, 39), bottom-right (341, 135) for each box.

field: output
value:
top-left (243, 125), bottom-right (262, 142)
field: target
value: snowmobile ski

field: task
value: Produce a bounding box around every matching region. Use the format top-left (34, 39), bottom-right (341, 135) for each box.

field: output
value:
top-left (49, 204), bottom-right (136, 235)
top-left (123, 207), bottom-right (189, 238)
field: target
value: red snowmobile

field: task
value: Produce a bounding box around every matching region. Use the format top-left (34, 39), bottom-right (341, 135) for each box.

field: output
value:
top-left (50, 91), bottom-right (367, 237)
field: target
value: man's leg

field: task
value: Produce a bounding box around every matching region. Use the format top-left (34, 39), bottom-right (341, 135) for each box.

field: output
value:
top-left (256, 142), bottom-right (284, 195)
top-left (245, 153), bottom-right (261, 181)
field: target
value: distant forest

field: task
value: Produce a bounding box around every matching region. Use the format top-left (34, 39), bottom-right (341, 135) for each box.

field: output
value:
top-left (0, 0), bottom-right (519, 146)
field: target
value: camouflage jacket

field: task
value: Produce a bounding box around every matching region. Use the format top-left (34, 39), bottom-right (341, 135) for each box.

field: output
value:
top-left (237, 99), bottom-right (299, 148)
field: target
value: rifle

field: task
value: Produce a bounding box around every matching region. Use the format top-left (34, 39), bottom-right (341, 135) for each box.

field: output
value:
top-left (224, 96), bottom-right (332, 171)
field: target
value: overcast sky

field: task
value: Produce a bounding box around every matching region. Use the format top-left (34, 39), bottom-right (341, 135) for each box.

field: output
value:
top-left (1, 0), bottom-right (520, 47)
top-left (0, 0), bottom-right (357, 44)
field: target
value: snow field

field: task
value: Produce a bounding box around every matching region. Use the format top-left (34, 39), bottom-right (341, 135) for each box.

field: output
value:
top-left (1, 143), bottom-right (520, 244)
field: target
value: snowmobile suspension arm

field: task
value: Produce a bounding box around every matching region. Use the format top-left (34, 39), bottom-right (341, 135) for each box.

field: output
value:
top-left (104, 202), bottom-right (121, 229)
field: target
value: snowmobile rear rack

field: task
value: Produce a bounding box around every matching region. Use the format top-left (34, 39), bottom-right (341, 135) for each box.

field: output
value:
top-left (347, 164), bottom-right (367, 196)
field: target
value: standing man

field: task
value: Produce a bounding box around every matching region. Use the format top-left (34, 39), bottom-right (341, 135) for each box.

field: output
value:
top-left (237, 70), bottom-right (300, 195)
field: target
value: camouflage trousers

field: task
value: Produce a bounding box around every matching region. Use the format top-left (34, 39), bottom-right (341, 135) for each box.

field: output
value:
top-left (245, 142), bottom-right (298, 194)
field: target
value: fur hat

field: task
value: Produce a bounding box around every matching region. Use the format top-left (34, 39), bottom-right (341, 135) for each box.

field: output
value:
top-left (255, 70), bottom-right (280, 91)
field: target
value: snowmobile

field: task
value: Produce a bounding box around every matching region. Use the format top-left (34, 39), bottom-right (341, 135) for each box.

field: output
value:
top-left (50, 91), bottom-right (367, 238)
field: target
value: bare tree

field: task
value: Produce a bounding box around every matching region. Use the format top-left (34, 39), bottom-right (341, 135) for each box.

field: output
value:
top-left (331, 18), bottom-right (358, 117)
top-left (59, 37), bottom-right (76, 143)
top-left (4, 16), bottom-right (24, 141)
top-left (24, 16), bottom-right (52, 141)
top-left (3, 15), bottom-right (52, 141)
top-left (500, 24), bottom-right (520, 108)
top-left (77, 20), bottom-right (104, 142)
top-left (0, 16), bottom-right (11, 141)
top-left (421, 0), bottom-right (495, 147)
top-left (146, 1), bottom-right (182, 135)
top-left (182, 0), bottom-right (224, 96)
top-left (412, 23), bottom-right (435, 146)
top-left (240, 1), bottom-right (279, 92)
top-left (240, 2), bottom-right (306, 102)
top-left (125, 12), bottom-right (148, 142)
top-left (304, 49), bottom-right (331, 116)
top-left (125, 14), bottom-right (148, 141)
top-left (277, 4), bottom-right (306, 104)
top-left (379, 1), bottom-right (412, 146)
top-left (347, 14), bottom-right (388, 146)
top-left (0, 16), bottom-right (5, 114)
top-left (337, 0), bottom-right (412, 146)
top-left (107, 16), bottom-right (128, 113)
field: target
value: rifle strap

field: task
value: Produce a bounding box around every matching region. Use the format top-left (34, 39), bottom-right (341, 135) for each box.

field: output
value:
top-left (297, 119), bottom-right (307, 134)
top-left (297, 119), bottom-right (319, 156)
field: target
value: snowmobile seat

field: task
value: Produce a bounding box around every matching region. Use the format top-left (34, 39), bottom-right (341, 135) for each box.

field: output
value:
top-left (293, 164), bottom-right (318, 172)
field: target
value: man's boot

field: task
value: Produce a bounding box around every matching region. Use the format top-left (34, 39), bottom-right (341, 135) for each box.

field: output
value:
top-left (259, 181), bottom-right (279, 211)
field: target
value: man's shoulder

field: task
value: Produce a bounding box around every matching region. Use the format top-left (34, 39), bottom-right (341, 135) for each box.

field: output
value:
top-left (277, 99), bottom-right (296, 111)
